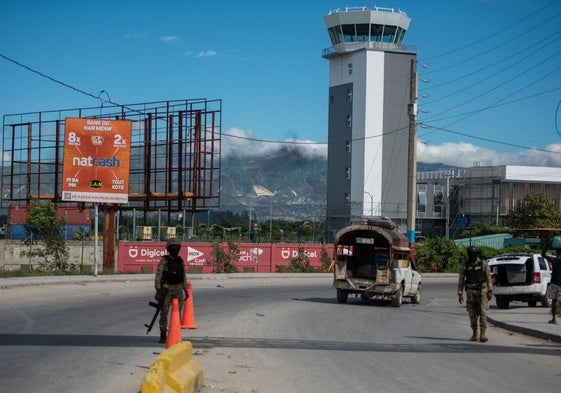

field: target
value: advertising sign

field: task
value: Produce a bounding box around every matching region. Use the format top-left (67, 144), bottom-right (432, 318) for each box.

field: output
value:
top-left (117, 241), bottom-right (333, 274)
top-left (62, 117), bottom-right (132, 204)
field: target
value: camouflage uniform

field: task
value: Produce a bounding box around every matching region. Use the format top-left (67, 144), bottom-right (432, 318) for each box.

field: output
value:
top-left (458, 252), bottom-right (493, 341)
top-left (155, 242), bottom-right (187, 339)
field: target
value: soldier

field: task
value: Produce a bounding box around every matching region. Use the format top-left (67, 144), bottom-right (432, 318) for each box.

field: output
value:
top-left (154, 237), bottom-right (188, 344)
top-left (458, 246), bottom-right (493, 342)
top-left (541, 246), bottom-right (561, 324)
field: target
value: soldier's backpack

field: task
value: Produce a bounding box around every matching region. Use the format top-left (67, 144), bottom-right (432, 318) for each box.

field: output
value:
top-left (163, 255), bottom-right (185, 284)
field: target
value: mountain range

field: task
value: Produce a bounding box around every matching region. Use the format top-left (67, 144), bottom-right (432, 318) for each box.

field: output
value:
top-left (219, 146), bottom-right (458, 221)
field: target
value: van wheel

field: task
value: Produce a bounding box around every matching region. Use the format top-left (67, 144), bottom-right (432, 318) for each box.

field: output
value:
top-left (392, 287), bottom-right (403, 307)
top-left (411, 285), bottom-right (421, 304)
top-left (337, 289), bottom-right (349, 304)
top-left (496, 296), bottom-right (510, 309)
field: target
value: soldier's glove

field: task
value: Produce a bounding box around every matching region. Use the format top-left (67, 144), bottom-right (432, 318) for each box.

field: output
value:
top-left (155, 289), bottom-right (164, 302)
top-left (184, 290), bottom-right (189, 300)
top-left (486, 291), bottom-right (493, 301)
top-left (458, 294), bottom-right (463, 305)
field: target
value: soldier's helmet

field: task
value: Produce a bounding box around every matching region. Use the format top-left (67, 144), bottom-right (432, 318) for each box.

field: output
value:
top-left (467, 246), bottom-right (479, 257)
top-left (166, 237), bottom-right (181, 248)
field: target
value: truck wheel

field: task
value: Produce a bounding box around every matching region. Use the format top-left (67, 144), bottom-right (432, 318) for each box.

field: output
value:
top-left (392, 287), bottom-right (403, 307)
top-left (337, 289), bottom-right (349, 304)
top-left (411, 286), bottom-right (421, 304)
top-left (496, 296), bottom-right (510, 309)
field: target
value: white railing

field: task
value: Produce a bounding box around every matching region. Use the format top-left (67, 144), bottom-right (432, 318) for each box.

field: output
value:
top-left (322, 41), bottom-right (416, 57)
top-left (328, 6), bottom-right (406, 16)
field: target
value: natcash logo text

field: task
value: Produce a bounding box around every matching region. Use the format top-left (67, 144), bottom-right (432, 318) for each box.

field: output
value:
top-left (72, 156), bottom-right (121, 167)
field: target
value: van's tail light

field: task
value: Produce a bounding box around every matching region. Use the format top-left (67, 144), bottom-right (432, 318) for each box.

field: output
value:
top-left (491, 273), bottom-right (497, 284)
top-left (532, 272), bottom-right (541, 284)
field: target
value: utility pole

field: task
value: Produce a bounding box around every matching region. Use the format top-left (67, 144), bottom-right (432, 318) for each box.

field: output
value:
top-left (446, 174), bottom-right (450, 239)
top-left (407, 58), bottom-right (418, 250)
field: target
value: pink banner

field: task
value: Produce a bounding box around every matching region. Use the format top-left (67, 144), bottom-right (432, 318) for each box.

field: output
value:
top-left (117, 241), bottom-right (334, 274)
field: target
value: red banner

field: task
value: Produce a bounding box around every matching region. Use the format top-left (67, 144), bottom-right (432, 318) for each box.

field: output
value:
top-left (117, 242), bottom-right (334, 274)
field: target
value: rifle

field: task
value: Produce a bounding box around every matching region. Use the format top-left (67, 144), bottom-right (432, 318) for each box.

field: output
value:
top-left (145, 289), bottom-right (167, 334)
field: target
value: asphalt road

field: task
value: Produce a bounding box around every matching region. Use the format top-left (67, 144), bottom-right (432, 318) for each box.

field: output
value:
top-left (1, 276), bottom-right (561, 393)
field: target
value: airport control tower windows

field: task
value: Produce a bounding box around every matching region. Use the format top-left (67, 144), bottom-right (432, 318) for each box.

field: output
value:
top-left (371, 24), bottom-right (383, 41)
top-left (327, 26), bottom-right (342, 45)
top-left (396, 27), bottom-right (406, 44)
top-left (357, 24), bottom-right (369, 41)
top-left (342, 24), bottom-right (355, 42)
top-left (382, 25), bottom-right (397, 43)
top-left (327, 23), bottom-right (405, 45)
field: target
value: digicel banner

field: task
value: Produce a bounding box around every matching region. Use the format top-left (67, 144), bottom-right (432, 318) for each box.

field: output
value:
top-left (62, 117), bottom-right (132, 204)
top-left (117, 242), bottom-right (334, 274)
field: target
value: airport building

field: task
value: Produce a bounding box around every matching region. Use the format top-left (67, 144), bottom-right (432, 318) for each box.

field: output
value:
top-left (322, 6), bottom-right (417, 240)
top-left (416, 165), bottom-right (561, 238)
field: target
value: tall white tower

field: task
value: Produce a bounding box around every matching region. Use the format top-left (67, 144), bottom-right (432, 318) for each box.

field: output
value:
top-left (323, 6), bottom-right (417, 240)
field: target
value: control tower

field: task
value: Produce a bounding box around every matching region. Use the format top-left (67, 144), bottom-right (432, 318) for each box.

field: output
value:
top-left (322, 6), bottom-right (417, 240)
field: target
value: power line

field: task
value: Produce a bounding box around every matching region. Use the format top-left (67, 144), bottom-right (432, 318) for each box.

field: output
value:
top-left (422, 27), bottom-right (561, 95)
top-left (0, 52), bottom-right (108, 104)
top-left (426, 65), bottom-right (561, 127)
top-left (422, 10), bottom-right (561, 77)
top-left (420, 1), bottom-right (559, 63)
top-left (422, 124), bottom-right (561, 156)
top-left (0, 52), bottom-right (148, 117)
top-left (424, 51), bottom-right (561, 124)
top-left (420, 86), bottom-right (561, 126)
top-left (556, 98), bottom-right (561, 138)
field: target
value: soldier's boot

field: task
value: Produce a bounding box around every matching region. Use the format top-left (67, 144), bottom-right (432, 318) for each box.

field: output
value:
top-left (158, 331), bottom-right (167, 344)
top-left (479, 327), bottom-right (488, 342)
top-left (469, 329), bottom-right (478, 341)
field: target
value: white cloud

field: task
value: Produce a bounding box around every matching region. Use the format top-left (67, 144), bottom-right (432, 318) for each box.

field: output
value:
top-left (196, 50), bottom-right (217, 58)
top-left (160, 35), bottom-right (179, 43)
top-left (417, 141), bottom-right (561, 168)
top-left (221, 129), bottom-right (561, 168)
top-left (221, 128), bottom-right (327, 158)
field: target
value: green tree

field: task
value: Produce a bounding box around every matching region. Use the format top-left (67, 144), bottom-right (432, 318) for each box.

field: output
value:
top-left (210, 240), bottom-right (239, 273)
top-left (505, 194), bottom-right (561, 229)
top-left (459, 222), bottom-right (508, 238)
top-left (320, 246), bottom-right (331, 272)
top-left (22, 200), bottom-right (73, 272)
top-left (415, 237), bottom-right (464, 273)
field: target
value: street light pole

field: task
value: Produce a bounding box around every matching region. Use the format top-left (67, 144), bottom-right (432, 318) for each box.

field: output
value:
top-left (269, 196), bottom-right (273, 241)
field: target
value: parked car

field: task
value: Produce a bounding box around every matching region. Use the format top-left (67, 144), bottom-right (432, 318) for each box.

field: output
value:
top-left (332, 218), bottom-right (421, 307)
top-left (487, 253), bottom-right (551, 309)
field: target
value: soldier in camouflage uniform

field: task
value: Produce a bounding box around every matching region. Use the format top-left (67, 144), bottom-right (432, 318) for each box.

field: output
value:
top-left (154, 237), bottom-right (188, 343)
top-left (457, 246), bottom-right (493, 342)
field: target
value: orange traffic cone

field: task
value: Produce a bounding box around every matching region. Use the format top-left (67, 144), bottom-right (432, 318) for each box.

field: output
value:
top-left (165, 298), bottom-right (182, 348)
top-left (181, 281), bottom-right (198, 329)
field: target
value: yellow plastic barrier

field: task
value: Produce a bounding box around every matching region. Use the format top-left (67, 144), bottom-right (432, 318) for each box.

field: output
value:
top-left (141, 341), bottom-right (204, 393)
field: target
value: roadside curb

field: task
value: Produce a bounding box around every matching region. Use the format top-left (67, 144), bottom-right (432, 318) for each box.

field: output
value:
top-left (0, 272), bottom-right (458, 289)
top-left (488, 316), bottom-right (561, 344)
top-left (141, 341), bottom-right (203, 393)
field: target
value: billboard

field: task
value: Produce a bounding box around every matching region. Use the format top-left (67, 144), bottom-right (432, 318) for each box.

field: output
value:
top-left (117, 241), bottom-right (333, 273)
top-left (62, 118), bottom-right (132, 204)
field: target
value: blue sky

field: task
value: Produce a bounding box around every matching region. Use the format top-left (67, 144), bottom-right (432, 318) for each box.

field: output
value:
top-left (1, 0), bottom-right (561, 168)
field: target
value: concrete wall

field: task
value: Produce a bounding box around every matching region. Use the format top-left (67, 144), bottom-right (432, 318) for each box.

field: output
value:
top-left (0, 239), bottom-right (103, 271)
